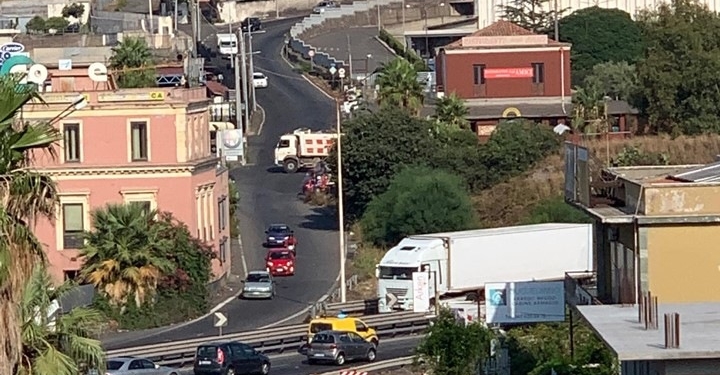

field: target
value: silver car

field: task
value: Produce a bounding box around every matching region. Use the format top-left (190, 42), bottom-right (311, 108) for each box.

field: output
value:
top-left (106, 357), bottom-right (179, 375)
top-left (241, 271), bottom-right (276, 299)
top-left (312, 1), bottom-right (338, 13)
top-left (306, 330), bottom-right (377, 366)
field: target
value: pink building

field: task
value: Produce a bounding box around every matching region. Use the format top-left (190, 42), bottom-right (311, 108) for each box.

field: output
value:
top-left (24, 64), bottom-right (231, 284)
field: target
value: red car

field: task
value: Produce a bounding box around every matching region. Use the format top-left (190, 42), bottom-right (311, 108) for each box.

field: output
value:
top-left (266, 249), bottom-right (296, 276)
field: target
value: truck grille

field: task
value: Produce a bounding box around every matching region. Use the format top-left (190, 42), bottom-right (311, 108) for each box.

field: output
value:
top-left (386, 288), bottom-right (408, 297)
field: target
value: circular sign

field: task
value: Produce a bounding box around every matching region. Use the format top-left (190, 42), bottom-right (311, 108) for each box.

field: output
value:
top-left (223, 131), bottom-right (242, 149)
top-left (308, 50), bottom-right (315, 57)
top-left (329, 66), bottom-right (337, 75)
top-left (338, 68), bottom-right (345, 74)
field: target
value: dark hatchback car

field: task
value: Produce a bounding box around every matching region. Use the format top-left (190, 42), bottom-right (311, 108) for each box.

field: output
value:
top-left (264, 224), bottom-right (296, 250)
top-left (241, 17), bottom-right (262, 32)
top-left (194, 341), bottom-right (270, 375)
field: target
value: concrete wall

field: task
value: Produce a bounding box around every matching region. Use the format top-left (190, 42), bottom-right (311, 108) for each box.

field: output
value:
top-left (644, 184), bottom-right (720, 216)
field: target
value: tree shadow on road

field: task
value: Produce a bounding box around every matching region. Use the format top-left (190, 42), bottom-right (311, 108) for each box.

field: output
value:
top-left (298, 207), bottom-right (338, 231)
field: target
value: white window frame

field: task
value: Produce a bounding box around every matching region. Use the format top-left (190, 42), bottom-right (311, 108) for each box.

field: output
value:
top-left (61, 121), bottom-right (84, 163)
top-left (56, 193), bottom-right (90, 250)
top-left (127, 118), bottom-right (151, 162)
top-left (120, 189), bottom-right (158, 213)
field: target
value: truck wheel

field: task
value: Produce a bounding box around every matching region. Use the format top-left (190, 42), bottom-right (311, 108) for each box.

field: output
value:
top-left (283, 159), bottom-right (299, 173)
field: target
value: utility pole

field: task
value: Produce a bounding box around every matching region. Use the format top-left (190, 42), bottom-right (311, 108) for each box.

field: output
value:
top-left (553, 0), bottom-right (559, 41)
top-left (347, 35), bottom-right (353, 87)
top-left (148, 0), bottom-right (153, 34)
top-left (174, 0), bottom-right (178, 35)
top-left (196, 0), bottom-right (201, 43)
top-left (336, 99), bottom-right (347, 303)
top-left (248, 31), bottom-right (257, 111)
top-left (239, 29), bottom-right (249, 165)
top-left (234, 44), bottom-right (242, 144)
top-left (191, 0), bottom-right (198, 56)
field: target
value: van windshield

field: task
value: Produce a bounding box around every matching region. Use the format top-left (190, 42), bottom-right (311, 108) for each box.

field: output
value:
top-left (310, 323), bottom-right (333, 333)
top-left (378, 266), bottom-right (417, 280)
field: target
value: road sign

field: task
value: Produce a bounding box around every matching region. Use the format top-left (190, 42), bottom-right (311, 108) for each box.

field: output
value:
top-left (338, 67), bottom-right (346, 78)
top-left (329, 66), bottom-right (337, 75)
top-left (385, 292), bottom-right (398, 308)
top-left (308, 50), bottom-right (315, 57)
top-left (214, 312), bottom-right (228, 327)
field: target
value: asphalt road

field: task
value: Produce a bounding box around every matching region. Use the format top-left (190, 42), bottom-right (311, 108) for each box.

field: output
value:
top-left (304, 27), bottom-right (396, 74)
top-left (175, 336), bottom-right (422, 375)
top-left (103, 18), bottom-right (339, 350)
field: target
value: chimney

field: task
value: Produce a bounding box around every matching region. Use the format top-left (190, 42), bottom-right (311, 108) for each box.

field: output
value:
top-left (638, 291), bottom-right (658, 330)
top-left (664, 313), bottom-right (680, 349)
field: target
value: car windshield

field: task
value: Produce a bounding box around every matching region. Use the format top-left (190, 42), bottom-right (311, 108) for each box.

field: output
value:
top-left (254, 73), bottom-right (265, 79)
top-left (269, 252), bottom-right (292, 260)
top-left (313, 333), bottom-right (335, 343)
top-left (269, 226), bottom-right (289, 234)
top-left (197, 346), bottom-right (218, 357)
top-left (246, 274), bottom-right (270, 283)
top-left (310, 323), bottom-right (333, 333)
top-left (107, 361), bottom-right (124, 370)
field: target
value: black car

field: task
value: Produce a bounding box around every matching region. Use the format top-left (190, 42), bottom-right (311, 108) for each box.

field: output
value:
top-left (264, 224), bottom-right (297, 250)
top-left (194, 341), bottom-right (270, 375)
top-left (241, 17), bottom-right (262, 32)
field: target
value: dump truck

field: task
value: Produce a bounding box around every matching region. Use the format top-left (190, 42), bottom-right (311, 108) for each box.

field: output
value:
top-left (274, 128), bottom-right (337, 173)
top-left (376, 223), bottom-right (593, 313)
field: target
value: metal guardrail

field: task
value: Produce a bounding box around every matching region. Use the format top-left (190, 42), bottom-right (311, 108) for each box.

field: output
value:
top-left (316, 356), bottom-right (415, 375)
top-left (105, 311), bottom-right (432, 368)
top-left (316, 297), bottom-right (380, 317)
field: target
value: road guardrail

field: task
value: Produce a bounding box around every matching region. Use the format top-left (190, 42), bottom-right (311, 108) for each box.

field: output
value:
top-left (316, 356), bottom-right (415, 375)
top-left (105, 311), bottom-right (432, 368)
top-left (323, 298), bottom-right (379, 316)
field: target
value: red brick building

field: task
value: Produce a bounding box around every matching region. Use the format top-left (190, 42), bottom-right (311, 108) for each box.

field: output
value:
top-left (435, 21), bottom-right (572, 136)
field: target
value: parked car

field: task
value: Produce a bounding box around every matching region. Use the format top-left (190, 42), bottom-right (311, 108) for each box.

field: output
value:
top-left (241, 271), bottom-right (275, 299)
top-left (241, 17), bottom-right (262, 32)
top-left (264, 224), bottom-right (297, 249)
top-left (306, 330), bottom-right (377, 365)
top-left (193, 341), bottom-right (271, 375)
top-left (106, 357), bottom-right (179, 375)
top-left (266, 248), bottom-right (296, 276)
top-left (253, 72), bottom-right (268, 88)
top-left (312, 1), bottom-right (339, 14)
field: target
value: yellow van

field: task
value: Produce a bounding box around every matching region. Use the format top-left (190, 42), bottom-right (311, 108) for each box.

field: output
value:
top-left (307, 316), bottom-right (379, 345)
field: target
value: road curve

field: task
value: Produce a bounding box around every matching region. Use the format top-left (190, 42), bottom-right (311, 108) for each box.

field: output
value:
top-left (103, 18), bottom-right (339, 350)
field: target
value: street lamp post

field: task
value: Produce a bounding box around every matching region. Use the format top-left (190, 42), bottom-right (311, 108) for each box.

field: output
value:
top-left (336, 99), bottom-right (347, 303)
top-left (247, 30), bottom-right (266, 111)
top-left (238, 28), bottom-right (249, 165)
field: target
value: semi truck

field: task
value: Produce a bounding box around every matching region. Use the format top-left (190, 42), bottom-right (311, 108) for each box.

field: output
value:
top-left (376, 223), bottom-right (593, 313)
top-left (274, 128), bottom-right (337, 173)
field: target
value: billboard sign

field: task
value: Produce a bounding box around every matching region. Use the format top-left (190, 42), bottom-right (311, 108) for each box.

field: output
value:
top-left (484, 68), bottom-right (533, 79)
top-left (0, 42), bottom-right (25, 71)
top-left (412, 271), bottom-right (430, 313)
top-left (485, 281), bottom-right (565, 324)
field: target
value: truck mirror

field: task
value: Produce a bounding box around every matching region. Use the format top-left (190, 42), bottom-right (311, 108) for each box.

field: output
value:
top-left (374, 265), bottom-right (379, 278)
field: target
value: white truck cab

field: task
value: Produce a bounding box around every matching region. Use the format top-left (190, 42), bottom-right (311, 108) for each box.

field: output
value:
top-left (274, 128), bottom-right (336, 173)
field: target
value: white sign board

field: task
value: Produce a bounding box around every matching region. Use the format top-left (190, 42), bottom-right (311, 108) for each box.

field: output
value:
top-left (412, 272), bottom-right (430, 313)
top-left (485, 281), bottom-right (565, 324)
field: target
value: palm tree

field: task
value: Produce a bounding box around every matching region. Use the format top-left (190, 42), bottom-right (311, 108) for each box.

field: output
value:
top-left (17, 266), bottom-right (106, 375)
top-left (80, 204), bottom-right (174, 307)
top-left (109, 37), bottom-right (156, 88)
top-left (0, 75), bottom-right (61, 375)
top-left (433, 93), bottom-right (470, 129)
top-left (376, 58), bottom-right (425, 115)
top-left (572, 84), bottom-right (612, 134)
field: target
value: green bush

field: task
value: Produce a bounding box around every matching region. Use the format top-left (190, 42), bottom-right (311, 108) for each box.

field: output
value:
top-left (45, 16), bottom-right (69, 32)
top-left (361, 166), bottom-right (476, 246)
top-left (522, 196), bottom-right (592, 224)
top-left (25, 16), bottom-right (46, 33)
top-left (229, 180), bottom-right (240, 237)
top-left (379, 29), bottom-right (427, 71)
top-left (614, 145), bottom-right (669, 166)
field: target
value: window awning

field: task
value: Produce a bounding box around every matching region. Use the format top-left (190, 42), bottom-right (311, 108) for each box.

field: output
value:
top-left (210, 121), bottom-right (235, 131)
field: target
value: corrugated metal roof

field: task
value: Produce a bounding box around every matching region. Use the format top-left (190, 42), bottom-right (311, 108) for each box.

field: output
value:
top-left (670, 161), bottom-right (720, 182)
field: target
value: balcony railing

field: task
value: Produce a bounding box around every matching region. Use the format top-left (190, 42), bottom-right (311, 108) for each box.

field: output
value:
top-left (565, 271), bottom-right (602, 306)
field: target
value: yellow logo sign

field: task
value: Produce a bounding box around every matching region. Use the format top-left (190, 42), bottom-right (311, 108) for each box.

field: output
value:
top-left (149, 92), bottom-right (165, 100)
top-left (502, 107), bottom-right (521, 118)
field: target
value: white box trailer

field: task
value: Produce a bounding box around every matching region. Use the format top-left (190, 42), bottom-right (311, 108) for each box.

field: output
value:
top-left (376, 223), bottom-right (593, 312)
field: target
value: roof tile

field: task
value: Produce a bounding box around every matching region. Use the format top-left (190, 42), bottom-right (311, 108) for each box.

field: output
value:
top-left (445, 20), bottom-right (564, 49)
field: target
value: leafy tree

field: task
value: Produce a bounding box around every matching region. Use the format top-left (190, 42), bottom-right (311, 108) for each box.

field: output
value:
top-left (558, 7), bottom-right (644, 84)
top-left (433, 93), bottom-right (469, 130)
top-left (17, 267), bottom-right (105, 375)
top-left (522, 196), bottom-right (591, 224)
top-left (416, 308), bottom-right (494, 375)
top-left (361, 166), bottom-right (476, 246)
top-left (25, 16), bottom-right (46, 34)
top-left (45, 17), bottom-right (69, 32)
top-left (583, 61), bottom-right (638, 101)
top-left (507, 320), bottom-right (615, 375)
top-left (614, 145), bottom-right (669, 166)
top-left (376, 58), bottom-right (424, 115)
top-left (109, 37), bottom-right (157, 88)
top-left (500, 0), bottom-right (566, 34)
top-left (80, 204), bottom-right (175, 307)
top-left (61, 3), bottom-right (85, 19)
top-left (328, 108), bottom-right (441, 222)
top-left (571, 84), bottom-right (611, 134)
top-left (429, 128), bottom-right (488, 192)
top-left (635, 0), bottom-right (720, 135)
top-left (480, 119), bottom-right (560, 188)
top-left (0, 75), bottom-right (61, 375)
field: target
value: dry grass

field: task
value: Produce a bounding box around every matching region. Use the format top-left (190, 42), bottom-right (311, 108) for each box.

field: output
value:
top-left (473, 134), bottom-right (720, 228)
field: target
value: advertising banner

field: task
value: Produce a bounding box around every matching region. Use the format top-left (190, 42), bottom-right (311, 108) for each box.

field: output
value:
top-left (412, 271), bottom-right (430, 313)
top-left (484, 68), bottom-right (534, 79)
top-left (485, 281), bottom-right (565, 324)
top-left (218, 129), bottom-right (244, 161)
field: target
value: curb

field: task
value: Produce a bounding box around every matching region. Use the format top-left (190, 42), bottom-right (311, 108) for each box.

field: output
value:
top-left (280, 47), bottom-right (335, 101)
top-left (248, 104), bottom-right (266, 136)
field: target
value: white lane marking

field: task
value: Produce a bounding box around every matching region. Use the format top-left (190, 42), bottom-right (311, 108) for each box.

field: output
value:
top-left (238, 233), bottom-right (249, 278)
top-left (279, 45), bottom-right (334, 101)
top-left (257, 105), bottom-right (267, 135)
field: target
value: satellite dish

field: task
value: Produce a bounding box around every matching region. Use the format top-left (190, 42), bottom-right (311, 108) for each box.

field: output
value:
top-left (553, 124), bottom-right (572, 135)
top-left (27, 64), bottom-right (48, 84)
top-left (8, 62), bottom-right (29, 83)
top-left (88, 62), bottom-right (108, 82)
